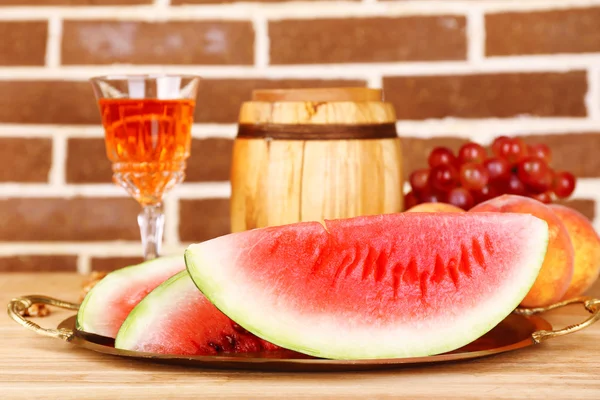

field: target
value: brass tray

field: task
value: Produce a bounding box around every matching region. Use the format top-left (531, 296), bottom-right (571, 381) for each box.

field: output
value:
top-left (7, 295), bottom-right (600, 372)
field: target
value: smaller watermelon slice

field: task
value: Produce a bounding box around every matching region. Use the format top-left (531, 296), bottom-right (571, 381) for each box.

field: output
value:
top-left (115, 271), bottom-right (280, 355)
top-left (77, 256), bottom-right (184, 338)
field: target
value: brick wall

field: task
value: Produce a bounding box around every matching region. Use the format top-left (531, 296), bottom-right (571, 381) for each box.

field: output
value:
top-left (0, 0), bottom-right (599, 273)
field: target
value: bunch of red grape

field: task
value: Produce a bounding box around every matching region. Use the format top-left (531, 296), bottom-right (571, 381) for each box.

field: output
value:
top-left (405, 136), bottom-right (577, 210)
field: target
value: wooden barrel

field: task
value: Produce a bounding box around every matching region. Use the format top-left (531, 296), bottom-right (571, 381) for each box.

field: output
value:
top-left (230, 87), bottom-right (403, 232)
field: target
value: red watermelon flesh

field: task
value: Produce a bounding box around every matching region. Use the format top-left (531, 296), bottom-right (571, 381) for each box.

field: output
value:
top-left (77, 256), bottom-right (184, 338)
top-left (185, 212), bottom-right (549, 359)
top-left (115, 271), bottom-right (280, 355)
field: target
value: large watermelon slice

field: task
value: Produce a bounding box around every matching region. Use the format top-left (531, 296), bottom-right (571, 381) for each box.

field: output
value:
top-left (185, 213), bottom-right (549, 360)
top-left (77, 256), bottom-right (184, 338)
top-left (115, 271), bottom-right (280, 355)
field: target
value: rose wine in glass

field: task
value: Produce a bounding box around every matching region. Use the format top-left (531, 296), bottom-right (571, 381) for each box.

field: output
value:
top-left (90, 75), bottom-right (200, 260)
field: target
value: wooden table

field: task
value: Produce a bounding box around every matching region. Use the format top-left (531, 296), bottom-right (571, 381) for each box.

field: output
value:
top-left (1, 273), bottom-right (599, 399)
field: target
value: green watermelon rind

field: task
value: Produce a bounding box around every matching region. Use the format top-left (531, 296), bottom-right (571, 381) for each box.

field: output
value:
top-left (114, 270), bottom-right (190, 351)
top-left (184, 216), bottom-right (549, 360)
top-left (76, 255), bottom-right (181, 335)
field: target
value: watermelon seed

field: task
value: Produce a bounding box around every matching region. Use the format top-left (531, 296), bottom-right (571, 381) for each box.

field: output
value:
top-left (403, 257), bottom-right (419, 285)
top-left (332, 249), bottom-right (357, 287)
top-left (374, 246), bottom-right (390, 283)
top-left (459, 243), bottom-right (473, 277)
top-left (447, 258), bottom-right (460, 288)
top-left (392, 262), bottom-right (403, 299)
top-left (431, 254), bottom-right (446, 284)
top-left (361, 246), bottom-right (377, 281)
top-left (419, 271), bottom-right (429, 302)
top-left (484, 233), bottom-right (494, 255)
top-left (208, 342), bottom-right (223, 352)
top-left (471, 238), bottom-right (487, 270)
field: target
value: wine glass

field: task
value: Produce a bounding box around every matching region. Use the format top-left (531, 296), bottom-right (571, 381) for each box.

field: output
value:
top-left (90, 74), bottom-right (200, 260)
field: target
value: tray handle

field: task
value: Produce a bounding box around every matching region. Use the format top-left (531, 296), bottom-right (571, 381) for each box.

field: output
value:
top-left (7, 295), bottom-right (79, 341)
top-left (515, 296), bottom-right (600, 344)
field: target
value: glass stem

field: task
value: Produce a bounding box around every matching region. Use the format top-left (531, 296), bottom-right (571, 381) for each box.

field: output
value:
top-left (138, 203), bottom-right (164, 260)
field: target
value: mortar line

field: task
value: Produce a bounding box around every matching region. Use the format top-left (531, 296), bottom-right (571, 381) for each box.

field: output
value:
top-left (0, 182), bottom-right (232, 198)
top-left (163, 195), bottom-right (180, 247)
top-left (252, 14), bottom-right (269, 68)
top-left (77, 254), bottom-right (91, 274)
top-left (48, 134), bottom-right (67, 186)
top-left (466, 7), bottom-right (485, 65)
top-left (585, 66), bottom-right (600, 120)
top-left (2, 54), bottom-right (600, 79)
top-left (0, 243), bottom-right (188, 257)
top-left (366, 75), bottom-right (383, 89)
top-left (45, 16), bottom-right (62, 68)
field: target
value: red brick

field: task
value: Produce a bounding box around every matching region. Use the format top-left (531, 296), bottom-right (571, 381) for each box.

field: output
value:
top-left (66, 138), bottom-right (112, 184)
top-left (486, 8), bottom-right (600, 56)
top-left (270, 16), bottom-right (466, 64)
top-left (0, 255), bottom-right (77, 272)
top-left (91, 256), bottom-right (144, 272)
top-left (519, 133), bottom-right (600, 178)
top-left (173, 0), bottom-right (344, 3)
top-left (0, 81), bottom-right (99, 125)
top-left (0, 198), bottom-right (140, 241)
top-left (1, 0), bottom-right (150, 4)
top-left (62, 20), bottom-right (253, 65)
top-left (179, 198), bottom-right (230, 243)
top-left (186, 138), bottom-right (233, 182)
top-left (383, 72), bottom-right (587, 120)
top-left (0, 138), bottom-right (52, 183)
top-left (0, 21), bottom-right (47, 66)
top-left (556, 199), bottom-right (596, 221)
top-left (195, 79), bottom-right (366, 123)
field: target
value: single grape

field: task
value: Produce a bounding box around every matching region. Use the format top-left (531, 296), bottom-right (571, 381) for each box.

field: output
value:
top-left (553, 171), bottom-right (576, 198)
top-left (419, 190), bottom-right (446, 203)
top-left (506, 173), bottom-right (527, 195)
top-left (429, 164), bottom-right (458, 193)
top-left (483, 157), bottom-right (511, 184)
top-left (447, 187), bottom-right (474, 210)
top-left (491, 136), bottom-right (510, 157)
top-left (409, 169), bottom-right (430, 193)
top-left (493, 138), bottom-right (528, 164)
top-left (428, 147), bottom-right (457, 168)
top-left (458, 143), bottom-right (487, 165)
top-left (459, 163), bottom-right (489, 191)
top-left (472, 184), bottom-right (499, 205)
top-left (528, 143), bottom-right (552, 163)
top-left (529, 191), bottom-right (552, 204)
top-left (533, 169), bottom-right (555, 194)
top-left (517, 156), bottom-right (552, 193)
top-left (404, 191), bottom-right (419, 210)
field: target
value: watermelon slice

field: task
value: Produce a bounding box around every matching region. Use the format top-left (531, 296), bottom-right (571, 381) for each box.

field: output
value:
top-left (115, 271), bottom-right (280, 355)
top-left (77, 256), bottom-right (184, 338)
top-left (185, 213), bottom-right (549, 360)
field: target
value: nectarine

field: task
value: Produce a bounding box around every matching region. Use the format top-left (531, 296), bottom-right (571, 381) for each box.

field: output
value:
top-left (549, 204), bottom-right (600, 299)
top-left (406, 203), bottom-right (465, 213)
top-left (470, 195), bottom-right (574, 307)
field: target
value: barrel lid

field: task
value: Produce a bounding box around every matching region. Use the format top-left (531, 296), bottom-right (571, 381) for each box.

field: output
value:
top-left (251, 87), bottom-right (382, 102)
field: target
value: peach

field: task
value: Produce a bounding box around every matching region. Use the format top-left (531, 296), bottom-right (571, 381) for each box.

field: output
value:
top-left (406, 203), bottom-right (465, 213)
top-left (549, 204), bottom-right (600, 299)
top-left (470, 195), bottom-right (574, 307)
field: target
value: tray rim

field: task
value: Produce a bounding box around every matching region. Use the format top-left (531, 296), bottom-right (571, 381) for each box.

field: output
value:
top-left (8, 294), bottom-right (600, 372)
top-left (59, 313), bottom-right (549, 370)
